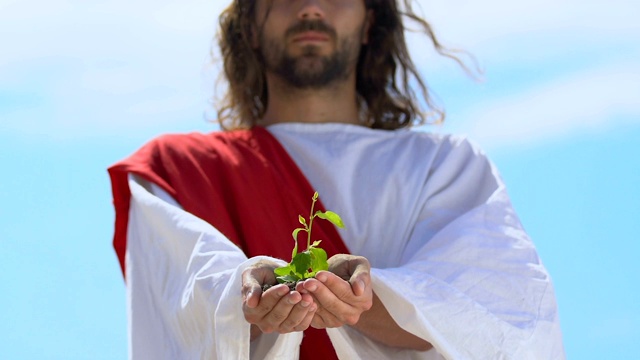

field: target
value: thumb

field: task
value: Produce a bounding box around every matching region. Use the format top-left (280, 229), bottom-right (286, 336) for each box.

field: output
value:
top-left (242, 271), bottom-right (264, 309)
top-left (349, 261), bottom-right (370, 297)
top-left (244, 285), bottom-right (262, 309)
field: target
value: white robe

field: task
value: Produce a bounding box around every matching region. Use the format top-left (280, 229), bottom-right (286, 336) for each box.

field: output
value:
top-left (124, 122), bottom-right (565, 359)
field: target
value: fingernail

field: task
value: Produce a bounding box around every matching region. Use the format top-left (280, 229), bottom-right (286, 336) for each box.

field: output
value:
top-left (316, 273), bottom-right (327, 283)
top-left (287, 296), bottom-right (300, 305)
top-left (306, 283), bottom-right (317, 292)
top-left (278, 286), bottom-right (289, 296)
top-left (357, 280), bottom-right (365, 291)
top-left (300, 300), bottom-right (310, 308)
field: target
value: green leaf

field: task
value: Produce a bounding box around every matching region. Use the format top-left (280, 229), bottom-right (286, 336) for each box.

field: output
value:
top-left (274, 264), bottom-right (295, 277)
top-left (315, 210), bottom-right (345, 228)
top-left (291, 252), bottom-right (312, 275)
top-left (308, 247), bottom-right (329, 272)
top-left (291, 228), bottom-right (306, 258)
top-left (272, 191), bottom-right (347, 283)
top-left (304, 270), bottom-right (318, 279)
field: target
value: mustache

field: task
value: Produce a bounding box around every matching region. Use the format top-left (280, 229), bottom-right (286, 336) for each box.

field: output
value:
top-left (285, 20), bottom-right (337, 39)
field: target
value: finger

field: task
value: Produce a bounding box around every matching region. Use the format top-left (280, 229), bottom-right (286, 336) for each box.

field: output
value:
top-left (303, 277), bottom-right (353, 318)
top-left (310, 311), bottom-right (325, 329)
top-left (310, 304), bottom-right (343, 328)
top-left (242, 265), bottom-right (270, 308)
top-left (295, 281), bottom-right (309, 294)
top-left (293, 302), bottom-right (318, 332)
top-left (243, 284), bottom-right (289, 323)
top-left (278, 293), bottom-right (315, 333)
top-left (315, 272), bottom-right (356, 301)
top-left (258, 284), bottom-right (291, 312)
top-left (241, 274), bottom-right (263, 309)
top-left (245, 288), bottom-right (262, 309)
top-left (260, 291), bottom-right (302, 333)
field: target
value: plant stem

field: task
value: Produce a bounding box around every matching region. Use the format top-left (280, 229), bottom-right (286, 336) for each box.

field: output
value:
top-left (307, 195), bottom-right (317, 250)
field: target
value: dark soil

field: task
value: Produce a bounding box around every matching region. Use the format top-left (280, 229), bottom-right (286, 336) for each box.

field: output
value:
top-left (262, 281), bottom-right (298, 292)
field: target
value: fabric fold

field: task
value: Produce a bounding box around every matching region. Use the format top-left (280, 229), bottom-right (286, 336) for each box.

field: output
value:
top-left (127, 177), bottom-right (302, 359)
top-left (111, 123), bottom-right (565, 359)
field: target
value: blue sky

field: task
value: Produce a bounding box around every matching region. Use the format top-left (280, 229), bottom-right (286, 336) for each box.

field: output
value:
top-left (1, 0), bottom-right (638, 358)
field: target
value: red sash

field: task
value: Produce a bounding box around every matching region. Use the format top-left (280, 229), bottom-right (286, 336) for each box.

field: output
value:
top-left (108, 126), bottom-right (349, 359)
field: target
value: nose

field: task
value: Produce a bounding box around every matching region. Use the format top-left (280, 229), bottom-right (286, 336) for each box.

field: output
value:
top-left (297, 0), bottom-right (325, 20)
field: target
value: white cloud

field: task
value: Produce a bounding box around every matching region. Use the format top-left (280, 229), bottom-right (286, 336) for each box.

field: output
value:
top-left (416, 0), bottom-right (639, 48)
top-left (407, 0), bottom-right (640, 75)
top-left (0, 0), bottom-right (638, 144)
top-left (406, 0), bottom-right (640, 150)
top-left (152, 1), bottom-right (222, 34)
top-left (457, 62), bottom-right (640, 150)
top-left (0, 0), bottom-right (226, 140)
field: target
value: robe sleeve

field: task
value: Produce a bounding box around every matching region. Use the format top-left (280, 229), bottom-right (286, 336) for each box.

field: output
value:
top-left (125, 176), bottom-right (303, 359)
top-left (328, 139), bottom-right (565, 360)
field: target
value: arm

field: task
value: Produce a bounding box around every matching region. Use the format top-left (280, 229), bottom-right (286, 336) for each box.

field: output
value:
top-left (300, 255), bottom-right (432, 351)
top-left (125, 177), bottom-right (305, 359)
top-left (353, 291), bottom-right (432, 351)
top-left (300, 139), bottom-right (563, 359)
top-left (126, 177), bottom-right (247, 358)
top-left (362, 149), bottom-right (565, 359)
top-left (308, 202), bottom-right (562, 359)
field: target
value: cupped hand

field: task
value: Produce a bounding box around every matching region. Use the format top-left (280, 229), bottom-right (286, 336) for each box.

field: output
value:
top-left (241, 261), bottom-right (317, 339)
top-left (299, 254), bottom-right (373, 328)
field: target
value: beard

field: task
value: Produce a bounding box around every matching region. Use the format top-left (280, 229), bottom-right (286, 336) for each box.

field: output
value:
top-left (259, 20), bottom-right (361, 89)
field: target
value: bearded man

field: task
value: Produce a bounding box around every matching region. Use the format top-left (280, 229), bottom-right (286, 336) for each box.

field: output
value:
top-left (108, 1), bottom-right (565, 359)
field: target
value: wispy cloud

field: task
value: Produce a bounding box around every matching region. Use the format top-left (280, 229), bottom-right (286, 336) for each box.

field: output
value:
top-left (408, 0), bottom-right (640, 80)
top-left (417, 0), bottom-right (639, 49)
top-left (457, 62), bottom-right (640, 150)
top-left (1, 0), bottom-right (638, 144)
top-left (409, 0), bottom-right (640, 150)
top-left (0, 0), bottom-right (226, 140)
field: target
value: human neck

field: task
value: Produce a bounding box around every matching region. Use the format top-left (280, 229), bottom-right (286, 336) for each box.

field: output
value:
top-left (259, 72), bottom-right (362, 126)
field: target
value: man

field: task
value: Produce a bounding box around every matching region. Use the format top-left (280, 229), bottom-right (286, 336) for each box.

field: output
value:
top-left (108, 0), bottom-right (565, 359)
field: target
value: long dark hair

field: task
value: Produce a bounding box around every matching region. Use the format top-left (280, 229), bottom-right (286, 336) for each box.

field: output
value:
top-left (216, 0), bottom-right (468, 130)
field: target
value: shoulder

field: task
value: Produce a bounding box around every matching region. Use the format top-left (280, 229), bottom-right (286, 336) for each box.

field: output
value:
top-left (111, 129), bottom-right (260, 174)
top-left (399, 130), bottom-right (501, 190)
top-left (150, 129), bottom-right (250, 151)
top-left (388, 129), bottom-right (490, 167)
top-left (413, 131), bottom-right (504, 201)
top-left (139, 129), bottom-right (261, 160)
top-left (404, 129), bottom-right (483, 153)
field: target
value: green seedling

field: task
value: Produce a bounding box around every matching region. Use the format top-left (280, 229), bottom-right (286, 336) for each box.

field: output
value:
top-left (273, 191), bottom-right (345, 287)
